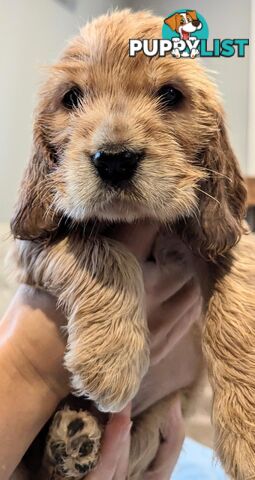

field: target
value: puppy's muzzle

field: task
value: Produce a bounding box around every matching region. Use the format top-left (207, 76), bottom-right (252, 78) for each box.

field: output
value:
top-left (91, 149), bottom-right (144, 187)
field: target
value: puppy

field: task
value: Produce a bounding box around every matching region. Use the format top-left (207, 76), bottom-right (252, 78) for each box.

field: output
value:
top-left (10, 9), bottom-right (255, 480)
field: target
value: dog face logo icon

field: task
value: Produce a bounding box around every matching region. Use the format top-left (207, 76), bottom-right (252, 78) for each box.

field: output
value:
top-left (164, 10), bottom-right (202, 41)
top-left (163, 9), bottom-right (208, 58)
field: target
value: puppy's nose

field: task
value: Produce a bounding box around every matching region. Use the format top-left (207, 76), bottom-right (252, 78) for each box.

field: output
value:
top-left (192, 19), bottom-right (200, 27)
top-left (91, 150), bottom-right (143, 186)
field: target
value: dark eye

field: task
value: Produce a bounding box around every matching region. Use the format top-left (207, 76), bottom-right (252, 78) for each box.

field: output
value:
top-left (62, 86), bottom-right (83, 110)
top-left (157, 85), bottom-right (183, 108)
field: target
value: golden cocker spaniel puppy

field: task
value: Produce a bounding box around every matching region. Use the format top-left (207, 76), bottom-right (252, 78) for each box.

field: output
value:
top-left (10, 10), bottom-right (255, 480)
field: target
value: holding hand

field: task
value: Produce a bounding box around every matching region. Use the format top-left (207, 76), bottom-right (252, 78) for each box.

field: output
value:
top-left (87, 395), bottom-right (184, 480)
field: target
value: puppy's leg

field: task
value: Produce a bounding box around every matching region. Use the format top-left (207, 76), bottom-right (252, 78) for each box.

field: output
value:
top-left (203, 233), bottom-right (255, 479)
top-left (12, 234), bottom-right (149, 412)
top-left (129, 394), bottom-right (182, 480)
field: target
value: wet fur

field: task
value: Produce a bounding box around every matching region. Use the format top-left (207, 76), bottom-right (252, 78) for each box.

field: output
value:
top-left (10, 10), bottom-right (255, 480)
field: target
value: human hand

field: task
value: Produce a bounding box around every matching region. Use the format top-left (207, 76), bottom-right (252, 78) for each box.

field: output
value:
top-left (86, 395), bottom-right (184, 480)
top-left (85, 404), bottom-right (132, 480)
top-left (145, 232), bottom-right (203, 366)
top-left (0, 285), bottom-right (69, 478)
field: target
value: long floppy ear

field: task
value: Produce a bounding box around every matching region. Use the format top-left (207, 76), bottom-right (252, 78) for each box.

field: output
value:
top-left (164, 13), bottom-right (180, 32)
top-left (10, 119), bottom-right (59, 241)
top-left (191, 113), bottom-right (247, 260)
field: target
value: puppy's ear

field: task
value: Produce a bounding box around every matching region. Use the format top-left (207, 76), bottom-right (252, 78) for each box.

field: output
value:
top-left (164, 13), bottom-right (180, 32)
top-left (194, 112), bottom-right (247, 260)
top-left (187, 10), bottom-right (198, 21)
top-left (11, 119), bottom-right (58, 241)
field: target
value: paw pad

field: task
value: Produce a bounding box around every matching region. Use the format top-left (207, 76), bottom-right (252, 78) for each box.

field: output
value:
top-left (45, 407), bottom-right (102, 478)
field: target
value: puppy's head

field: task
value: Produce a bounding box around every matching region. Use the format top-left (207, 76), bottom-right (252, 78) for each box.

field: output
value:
top-left (11, 10), bottom-right (246, 259)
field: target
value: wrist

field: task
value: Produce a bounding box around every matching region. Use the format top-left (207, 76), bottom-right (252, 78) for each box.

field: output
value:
top-left (0, 341), bottom-right (61, 406)
top-left (0, 334), bottom-right (67, 405)
top-left (0, 285), bottom-right (69, 401)
top-left (0, 341), bottom-right (63, 479)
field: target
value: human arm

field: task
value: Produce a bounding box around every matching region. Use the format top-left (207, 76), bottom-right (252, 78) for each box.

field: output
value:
top-left (0, 286), bottom-right (68, 478)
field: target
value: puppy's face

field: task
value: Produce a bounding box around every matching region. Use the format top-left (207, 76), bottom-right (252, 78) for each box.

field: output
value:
top-left (12, 10), bottom-right (246, 258)
top-left (34, 11), bottom-right (219, 224)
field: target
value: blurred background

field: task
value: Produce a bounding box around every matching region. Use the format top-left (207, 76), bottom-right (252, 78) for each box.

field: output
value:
top-left (0, 0), bottom-right (254, 448)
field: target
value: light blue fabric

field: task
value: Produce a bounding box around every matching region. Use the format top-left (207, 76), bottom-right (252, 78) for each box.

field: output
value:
top-left (172, 438), bottom-right (228, 479)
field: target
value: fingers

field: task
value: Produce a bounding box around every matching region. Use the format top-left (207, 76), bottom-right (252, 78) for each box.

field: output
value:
top-left (112, 221), bottom-right (158, 261)
top-left (86, 404), bottom-right (131, 480)
top-left (113, 421), bottom-right (131, 480)
top-left (144, 395), bottom-right (185, 480)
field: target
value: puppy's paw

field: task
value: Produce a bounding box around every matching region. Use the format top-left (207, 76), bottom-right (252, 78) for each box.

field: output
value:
top-left (45, 407), bottom-right (102, 479)
top-left (65, 339), bottom-right (150, 412)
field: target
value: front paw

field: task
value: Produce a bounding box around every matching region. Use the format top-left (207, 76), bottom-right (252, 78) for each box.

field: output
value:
top-left (45, 407), bottom-right (102, 478)
top-left (65, 329), bottom-right (150, 412)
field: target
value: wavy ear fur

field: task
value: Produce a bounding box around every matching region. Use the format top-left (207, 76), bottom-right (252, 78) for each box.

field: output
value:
top-left (11, 121), bottom-right (58, 241)
top-left (187, 113), bottom-right (247, 260)
top-left (198, 116), bottom-right (247, 259)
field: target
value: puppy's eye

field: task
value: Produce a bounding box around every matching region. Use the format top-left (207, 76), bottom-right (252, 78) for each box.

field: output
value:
top-left (62, 86), bottom-right (83, 110)
top-left (157, 85), bottom-right (183, 108)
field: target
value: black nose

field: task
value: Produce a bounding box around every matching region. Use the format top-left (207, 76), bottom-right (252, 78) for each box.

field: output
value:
top-left (192, 19), bottom-right (200, 27)
top-left (91, 149), bottom-right (143, 186)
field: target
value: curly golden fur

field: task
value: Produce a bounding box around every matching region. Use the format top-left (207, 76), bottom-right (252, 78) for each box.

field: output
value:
top-left (10, 9), bottom-right (255, 480)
